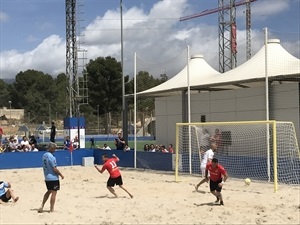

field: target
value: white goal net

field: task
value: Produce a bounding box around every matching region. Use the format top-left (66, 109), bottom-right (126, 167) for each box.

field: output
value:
top-left (175, 121), bottom-right (300, 191)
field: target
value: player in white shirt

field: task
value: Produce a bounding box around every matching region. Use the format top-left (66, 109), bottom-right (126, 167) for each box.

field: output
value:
top-left (195, 142), bottom-right (217, 191)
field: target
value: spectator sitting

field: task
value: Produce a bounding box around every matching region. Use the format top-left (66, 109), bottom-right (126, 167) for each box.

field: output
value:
top-left (29, 135), bottom-right (37, 149)
top-left (143, 144), bottom-right (149, 152)
top-left (155, 145), bottom-right (160, 152)
top-left (168, 144), bottom-right (174, 154)
top-left (149, 144), bottom-right (156, 152)
top-left (124, 144), bottom-right (130, 152)
top-left (20, 136), bottom-right (31, 152)
top-left (72, 136), bottom-right (79, 150)
top-left (99, 143), bottom-right (111, 150)
top-left (161, 145), bottom-right (169, 153)
top-left (8, 138), bottom-right (19, 152)
top-left (64, 136), bottom-right (71, 150)
top-left (31, 144), bottom-right (39, 152)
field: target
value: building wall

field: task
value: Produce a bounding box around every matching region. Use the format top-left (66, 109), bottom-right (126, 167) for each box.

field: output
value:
top-left (155, 83), bottom-right (299, 146)
top-left (0, 107), bottom-right (24, 121)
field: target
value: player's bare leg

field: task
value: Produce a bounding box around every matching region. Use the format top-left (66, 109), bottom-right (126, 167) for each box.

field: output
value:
top-left (211, 191), bottom-right (223, 205)
top-left (49, 191), bottom-right (57, 212)
top-left (195, 178), bottom-right (207, 191)
top-left (38, 190), bottom-right (51, 212)
top-left (107, 186), bottom-right (118, 198)
top-left (119, 185), bottom-right (133, 198)
top-left (6, 188), bottom-right (19, 202)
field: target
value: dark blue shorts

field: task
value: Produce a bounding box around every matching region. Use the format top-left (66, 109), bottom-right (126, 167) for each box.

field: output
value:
top-left (45, 180), bottom-right (60, 191)
top-left (0, 192), bottom-right (11, 202)
top-left (107, 176), bottom-right (123, 187)
top-left (210, 179), bottom-right (222, 192)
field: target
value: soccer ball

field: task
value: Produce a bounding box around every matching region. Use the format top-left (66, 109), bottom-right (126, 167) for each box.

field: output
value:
top-left (244, 178), bottom-right (251, 185)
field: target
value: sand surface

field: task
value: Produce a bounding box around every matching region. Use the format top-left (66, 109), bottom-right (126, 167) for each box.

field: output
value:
top-left (0, 166), bottom-right (299, 224)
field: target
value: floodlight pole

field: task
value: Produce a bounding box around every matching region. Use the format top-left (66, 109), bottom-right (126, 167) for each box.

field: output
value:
top-left (120, 0), bottom-right (128, 143)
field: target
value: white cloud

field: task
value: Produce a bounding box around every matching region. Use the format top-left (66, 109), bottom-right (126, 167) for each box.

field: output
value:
top-left (0, 11), bottom-right (9, 22)
top-left (249, 0), bottom-right (290, 20)
top-left (0, 0), bottom-right (298, 79)
top-left (0, 35), bottom-right (65, 79)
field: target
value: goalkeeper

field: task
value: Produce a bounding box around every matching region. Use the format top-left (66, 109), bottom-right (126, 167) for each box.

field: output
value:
top-left (195, 142), bottom-right (217, 191)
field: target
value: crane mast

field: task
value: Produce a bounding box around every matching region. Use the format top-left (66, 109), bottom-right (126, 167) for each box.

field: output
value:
top-left (180, 0), bottom-right (256, 72)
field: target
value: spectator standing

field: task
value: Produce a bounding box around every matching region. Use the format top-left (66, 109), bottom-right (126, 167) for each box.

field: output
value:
top-left (0, 126), bottom-right (4, 142)
top-left (114, 132), bottom-right (125, 150)
top-left (90, 137), bottom-right (95, 148)
top-left (200, 129), bottom-right (210, 151)
top-left (210, 129), bottom-right (223, 151)
top-left (168, 144), bottom-right (174, 154)
top-left (50, 122), bottom-right (56, 143)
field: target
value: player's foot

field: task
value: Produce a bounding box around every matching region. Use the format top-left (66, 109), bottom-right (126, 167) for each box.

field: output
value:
top-left (13, 197), bottom-right (19, 202)
top-left (215, 197), bottom-right (220, 203)
top-left (220, 200), bottom-right (224, 206)
top-left (195, 184), bottom-right (199, 191)
top-left (38, 207), bottom-right (43, 213)
top-left (129, 194), bottom-right (133, 198)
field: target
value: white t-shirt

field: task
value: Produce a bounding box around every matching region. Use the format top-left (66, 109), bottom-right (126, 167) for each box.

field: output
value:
top-left (201, 149), bottom-right (214, 168)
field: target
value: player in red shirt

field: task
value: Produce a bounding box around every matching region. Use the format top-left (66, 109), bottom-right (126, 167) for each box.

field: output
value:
top-left (95, 154), bottom-right (133, 198)
top-left (205, 158), bottom-right (228, 205)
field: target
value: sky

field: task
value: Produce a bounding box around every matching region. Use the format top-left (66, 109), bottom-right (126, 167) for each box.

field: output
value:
top-left (0, 0), bottom-right (299, 79)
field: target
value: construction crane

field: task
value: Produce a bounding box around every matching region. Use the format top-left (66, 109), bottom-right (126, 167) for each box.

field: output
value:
top-left (180, 0), bottom-right (257, 73)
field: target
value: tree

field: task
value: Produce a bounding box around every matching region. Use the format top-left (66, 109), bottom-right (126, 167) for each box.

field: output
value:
top-left (0, 80), bottom-right (10, 108)
top-left (86, 56), bottom-right (122, 133)
top-left (8, 70), bottom-right (57, 124)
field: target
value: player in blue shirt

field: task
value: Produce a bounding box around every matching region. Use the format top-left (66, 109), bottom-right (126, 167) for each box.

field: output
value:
top-left (0, 181), bottom-right (19, 203)
top-left (38, 142), bottom-right (64, 213)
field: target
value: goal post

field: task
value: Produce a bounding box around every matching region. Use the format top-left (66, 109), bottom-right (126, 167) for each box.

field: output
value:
top-left (175, 120), bottom-right (300, 192)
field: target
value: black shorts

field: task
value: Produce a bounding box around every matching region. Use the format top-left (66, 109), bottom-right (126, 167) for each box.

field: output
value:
top-left (107, 176), bottom-right (123, 187)
top-left (210, 179), bottom-right (222, 192)
top-left (45, 180), bottom-right (60, 191)
top-left (0, 192), bottom-right (11, 202)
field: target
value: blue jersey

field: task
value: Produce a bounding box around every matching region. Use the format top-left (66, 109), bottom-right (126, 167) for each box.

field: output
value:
top-left (0, 181), bottom-right (8, 197)
top-left (42, 152), bottom-right (59, 181)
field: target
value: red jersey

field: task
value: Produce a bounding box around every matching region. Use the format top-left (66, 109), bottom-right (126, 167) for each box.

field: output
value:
top-left (206, 163), bottom-right (227, 182)
top-left (102, 158), bottom-right (121, 178)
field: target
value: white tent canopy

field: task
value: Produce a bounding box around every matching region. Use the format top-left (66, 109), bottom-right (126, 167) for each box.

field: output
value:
top-left (137, 54), bottom-right (220, 96)
top-left (138, 39), bottom-right (300, 97)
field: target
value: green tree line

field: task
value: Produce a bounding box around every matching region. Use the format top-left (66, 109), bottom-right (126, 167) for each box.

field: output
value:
top-left (0, 56), bottom-right (167, 130)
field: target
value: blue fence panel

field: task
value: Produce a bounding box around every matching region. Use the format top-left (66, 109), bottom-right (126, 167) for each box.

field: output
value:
top-left (136, 152), bottom-right (173, 171)
top-left (93, 149), bottom-right (134, 168)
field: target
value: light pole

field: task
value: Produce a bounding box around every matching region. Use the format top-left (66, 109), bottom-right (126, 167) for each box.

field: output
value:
top-left (48, 103), bottom-right (51, 125)
top-left (97, 105), bottom-right (100, 134)
top-left (75, 96), bottom-right (82, 148)
top-left (8, 101), bottom-right (12, 133)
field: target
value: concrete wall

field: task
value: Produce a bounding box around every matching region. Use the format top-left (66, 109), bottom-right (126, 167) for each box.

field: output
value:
top-left (155, 83), bottom-right (300, 146)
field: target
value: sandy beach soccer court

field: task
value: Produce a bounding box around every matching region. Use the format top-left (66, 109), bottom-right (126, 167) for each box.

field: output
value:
top-left (0, 166), bottom-right (299, 224)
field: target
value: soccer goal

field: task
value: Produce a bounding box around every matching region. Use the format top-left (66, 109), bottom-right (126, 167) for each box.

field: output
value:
top-left (175, 120), bottom-right (300, 192)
